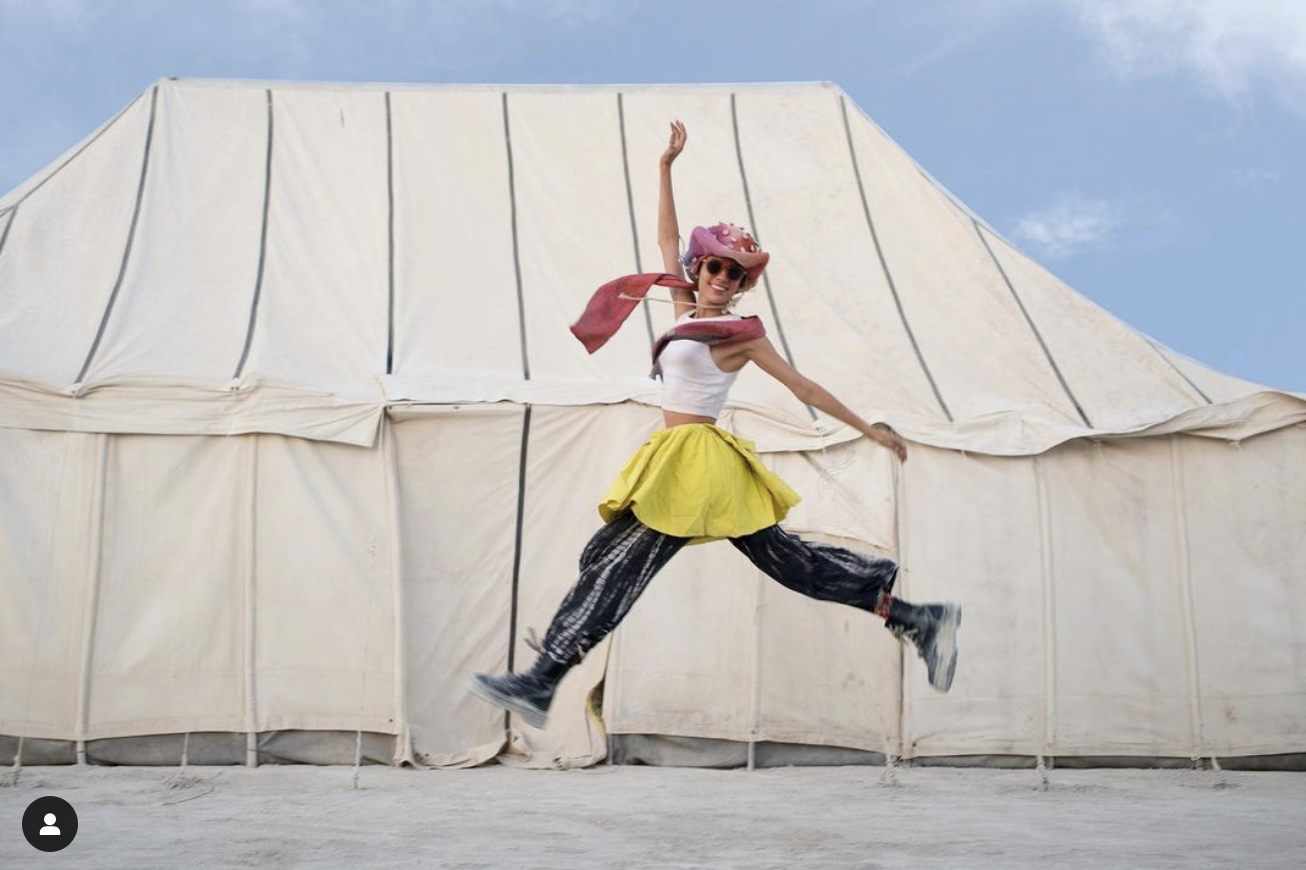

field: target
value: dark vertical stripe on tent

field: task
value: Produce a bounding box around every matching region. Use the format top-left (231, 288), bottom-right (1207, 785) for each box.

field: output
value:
top-left (75, 85), bottom-right (160, 386)
top-left (233, 89), bottom-right (275, 381)
top-left (839, 95), bottom-right (953, 422)
top-left (502, 93), bottom-right (530, 381)
top-left (0, 205), bottom-right (15, 265)
top-left (617, 93), bottom-right (655, 346)
top-left (730, 96), bottom-right (798, 365)
top-left (1148, 343), bottom-right (1214, 404)
top-left (506, 404), bottom-right (533, 676)
top-left (503, 92), bottom-right (532, 702)
top-left (385, 91), bottom-right (396, 375)
top-left (731, 93), bottom-right (814, 421)
top-left (975, 222), bottom-right (1093, 428)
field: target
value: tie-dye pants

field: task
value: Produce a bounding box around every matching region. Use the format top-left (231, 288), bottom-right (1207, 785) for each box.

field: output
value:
top-left (539, 510), bottom-right (899, 666)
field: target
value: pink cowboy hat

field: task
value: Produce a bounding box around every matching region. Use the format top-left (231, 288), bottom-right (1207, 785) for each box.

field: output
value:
top-left (682, 222), bottom-right (770, 288)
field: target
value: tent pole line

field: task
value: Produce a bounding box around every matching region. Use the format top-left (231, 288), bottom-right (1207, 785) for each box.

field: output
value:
top-left (75, 433), bottom-right (110, 765)
top-left (890, 453), bottom-right (907, 775)
top-left (383, 414), bottom-right (414, 767)
top-left (1034, 455), bottom-right (1057, 776)
top-left (242, 435), bottom-right (260, 767)
top-left (1171, 436), bottom-right (1208, 764)
top-left (747, 554), bottom-right (766, 772)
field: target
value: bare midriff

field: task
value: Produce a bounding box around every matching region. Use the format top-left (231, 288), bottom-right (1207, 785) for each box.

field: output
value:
top-left (662, 410), bottom-right (717, 428)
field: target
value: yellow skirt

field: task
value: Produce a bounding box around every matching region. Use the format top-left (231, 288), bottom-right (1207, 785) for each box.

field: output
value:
top-left (598, 424), bottom-right (802, 545)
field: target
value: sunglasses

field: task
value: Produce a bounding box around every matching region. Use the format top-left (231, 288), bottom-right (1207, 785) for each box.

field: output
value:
top-left (702, 258), bottom-right (746, 283)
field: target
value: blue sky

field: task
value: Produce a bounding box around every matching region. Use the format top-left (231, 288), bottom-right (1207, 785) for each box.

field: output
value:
top-left (2, 0), bottom-right (1302, 391)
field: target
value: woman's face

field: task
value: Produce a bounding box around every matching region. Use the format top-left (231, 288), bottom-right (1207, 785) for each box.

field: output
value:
top-left (695, 256), bottom-right (746, 309)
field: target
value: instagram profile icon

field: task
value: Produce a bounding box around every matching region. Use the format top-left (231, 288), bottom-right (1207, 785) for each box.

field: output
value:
top-left (22, 795), bottom-right (79, 852)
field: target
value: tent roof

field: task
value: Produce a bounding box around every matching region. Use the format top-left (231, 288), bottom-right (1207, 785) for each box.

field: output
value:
top-left (1, 77), bottom-right (1301, 452)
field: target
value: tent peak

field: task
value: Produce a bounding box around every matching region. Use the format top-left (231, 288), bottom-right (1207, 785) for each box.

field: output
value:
top-left (159, 76), bottom-right (844, 95)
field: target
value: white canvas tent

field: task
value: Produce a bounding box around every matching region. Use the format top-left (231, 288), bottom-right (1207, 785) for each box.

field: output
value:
top-left (2, 78), bottom-right (1303, 771)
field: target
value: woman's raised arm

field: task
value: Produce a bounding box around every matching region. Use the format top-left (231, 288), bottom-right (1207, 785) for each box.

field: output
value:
top-left (657, 120), bottom-right (695, 319)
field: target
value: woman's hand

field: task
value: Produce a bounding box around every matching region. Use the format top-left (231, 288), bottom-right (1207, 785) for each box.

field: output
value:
top-left (661, 120), bottom-right (687, 166)
top-left (870, 423), bottom-right (908, 462)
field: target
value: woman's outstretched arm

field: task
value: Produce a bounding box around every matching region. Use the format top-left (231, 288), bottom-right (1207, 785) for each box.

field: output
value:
top-left (741, 337), bottom-right (908, 461)
top-left (657, 120), bottom-right (696, 320)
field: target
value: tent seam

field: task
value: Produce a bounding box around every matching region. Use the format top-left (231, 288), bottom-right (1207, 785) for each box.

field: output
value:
top-left (1146, 340), bottom-right (1215, 405)
top-left (75, 85), bottom-right (160, 387)
top-left (233, 89), bottom-right (275, 382)
top-left (506, 405), bottom-right (533, 683)
top-left (75, 434), bottom-right (110, 761)
top-left (0, 206), bottom-right (16, 265)
top-left (385, 91), bottom-right (397, 376)
top-left (242, 435), bottom-right (260, 766)
top-left (1171, 437), bottom-right (1209, 761)
top-left (1034, 456), bottom-right (1057, 759)
top-left (502, 93), bottom-right (530, 382)
top-left (974, 222), bottom-right (1093, 428)
top-left (837, 94), bottom-right (953, 422)
top-left (617, 92), bottom-right (656, 347)
top-left (731, 93), bottom-right (814, 422)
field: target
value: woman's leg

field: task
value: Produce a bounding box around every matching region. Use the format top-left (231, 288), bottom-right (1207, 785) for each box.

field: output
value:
top-left (729, 525), bottom-right (961, 692)
top-left (469, 511), bottom-right (689, 726)
top-left (728, 524), bottom-right (898, 611)
top-left (539, 509), bottom-right (689, 665)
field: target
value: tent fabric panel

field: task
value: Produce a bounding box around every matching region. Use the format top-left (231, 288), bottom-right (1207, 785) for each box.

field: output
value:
top-left (504, 403), bottom-right (665, 767)
top-left (730, 87), bottom-right (949, 424)
top-left (1043, 438), bottom-right (1193, 756)
top-left (392, 406), bottom-right (529, 768)
top-left (983, 231), bottom-right (1208, 428)
top-left (509, 92), bottom-right (660, 389)
top-left (762, 435), bottom-right (896, 550)
top-left (240, 88), bottom-right (389, 399)
top-left (0, 209), bottom-right (12, 258)
top-left (1155, 345), bottom-right (1281, 406)
top-left (0, 94), bottom-right (153, 386)
top-left (844, 109), bottom-right (1084, 427)
top-left (1184, 427), bottom-right (1306, 755)
top-left (752, 531), bottom-right (901, 752)
top-left (252, 434), bottom-right (397, 734)
top-left (0, 430), bottom-right (99, 739)
top-left (605, 540), bottom-right (767, 741)
top-left (899, 446), bottom-right (1047, 757)
top-left (81, 83), bottom-right (270, 386)
top-left (85, 435), bottom-right (246, 738)
top-left (388, 90), bottom-right (522, 390)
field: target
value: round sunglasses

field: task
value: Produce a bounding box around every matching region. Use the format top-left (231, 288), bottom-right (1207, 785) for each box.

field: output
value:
top-left (702, 258), bottom-right (747, 283)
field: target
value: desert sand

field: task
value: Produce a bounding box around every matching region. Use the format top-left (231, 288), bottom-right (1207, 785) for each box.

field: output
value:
top-left (3, 762), bottom-right (1304, 869)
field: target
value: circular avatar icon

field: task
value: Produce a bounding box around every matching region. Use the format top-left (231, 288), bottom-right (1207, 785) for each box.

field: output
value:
top-left (22, 795), bottom-right (78, 852)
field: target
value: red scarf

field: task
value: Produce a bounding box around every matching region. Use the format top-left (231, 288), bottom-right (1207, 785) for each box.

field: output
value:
top-left (570, 273), bottom-right (766, 371)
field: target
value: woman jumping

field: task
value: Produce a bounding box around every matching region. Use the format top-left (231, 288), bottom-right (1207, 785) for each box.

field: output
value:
top-left (470, 120), bottom-right (960, 728)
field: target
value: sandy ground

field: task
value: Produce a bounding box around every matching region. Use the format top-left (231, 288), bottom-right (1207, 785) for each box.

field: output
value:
top-left (2, 763), bottom-right (1304, 869)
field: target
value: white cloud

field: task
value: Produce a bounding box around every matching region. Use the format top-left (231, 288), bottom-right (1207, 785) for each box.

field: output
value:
top-left (1013, 191), bottom-right (1122, 259)
top-left (1069, 0), bottom-right (1306, 110)
top-left (1013, 189), bottom-right (1178, 259)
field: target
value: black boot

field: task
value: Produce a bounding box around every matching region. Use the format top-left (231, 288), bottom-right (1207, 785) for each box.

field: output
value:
top-left (468, 654), bottom-right (571, 728)
top-left (882, 597), bottom-right (962, 693)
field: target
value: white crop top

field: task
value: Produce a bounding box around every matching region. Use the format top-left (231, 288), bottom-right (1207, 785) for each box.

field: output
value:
top-left (657, 312), bottom-right (742, 419)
